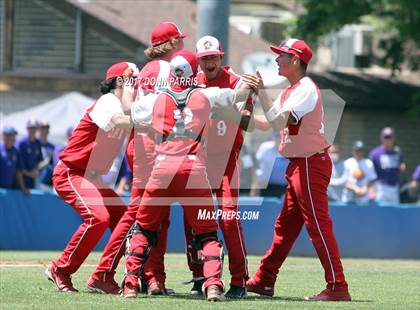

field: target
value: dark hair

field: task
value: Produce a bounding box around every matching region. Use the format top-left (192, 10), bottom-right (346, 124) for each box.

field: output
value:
top-left (299, 60), bottom-right (308, 73)
top-left (100, 77), bottom-right (117, 94)
top-left (287, 53), bottom-right (308, 73)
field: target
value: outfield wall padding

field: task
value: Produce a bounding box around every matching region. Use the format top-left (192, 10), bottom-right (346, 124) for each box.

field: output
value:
top-left (1, 189), bottom-right (419, 259)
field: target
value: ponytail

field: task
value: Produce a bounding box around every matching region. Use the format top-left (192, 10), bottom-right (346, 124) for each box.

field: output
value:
top-left (99, 78), bottom-right (117, 94)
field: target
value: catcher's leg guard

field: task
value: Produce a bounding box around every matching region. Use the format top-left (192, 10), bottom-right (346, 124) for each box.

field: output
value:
top-left (189, 231), bottom-right (224, 294)
top-left (122, 222), bottom-right (158, 291)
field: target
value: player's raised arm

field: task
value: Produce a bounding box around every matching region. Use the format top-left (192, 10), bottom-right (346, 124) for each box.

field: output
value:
top-left (211, 103), bottom-right (255, 132)
top-left (120, 62), bottom-right (140, 113)
top-left (234, 81), bottom-right (256, 104)
top-left (130, 92), bottom-right (159, 126)
top-left (242, 71), bottom-right (295, 131)
top-left (252, 114), bottom-right (272, 131)
top-left (91, 62), bottom-right (138, 130)
top-left (234, 79), bottom-right (255, 131)
top-left (200, 82), bottom-right (255, 109)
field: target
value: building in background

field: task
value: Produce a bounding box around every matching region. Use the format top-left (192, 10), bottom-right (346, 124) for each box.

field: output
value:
top-left (1, 0), bottom-right (419, 180)
top-left (0, 0), bottom-right (270, 114)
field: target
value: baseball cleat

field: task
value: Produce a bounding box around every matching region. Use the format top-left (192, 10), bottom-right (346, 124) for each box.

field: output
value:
top-left (165, 287), bottom-right (175, 295)
top-left (246, 278), bottom-right (274, 297)
top-left (147, 281), bottom-right (166, 295)
top-left (146, 281), bottom-right (175, 295)
top-left (190, 279), bottom-right (205, 296)
top-left (122, 282), bottom-right (138, 298)
top-left (86, 276), bottom-right (120, 295)
top-left (205, 285), bottom-right (225, 302)
top-left (304, 288), bottom-right (351, 301)
top-left (45, 265), bottom-right (78, 293)
top-left (225, 285), bottom-right (247, 299)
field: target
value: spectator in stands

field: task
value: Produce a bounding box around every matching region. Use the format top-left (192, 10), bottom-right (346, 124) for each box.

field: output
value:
top-left (239, 143), bottom-right (256, 195)
top-left (409, 165), bottom-right (420, 205)
top-left (369, 127), bottom-right (406, 205)
top-left (0, 127), bottom-right (29, 194)
top-left (54, 126), bottom-right (73, 165)
top-left (251, 131), bottom-right (288, 198)
top-left (328, 144), bottom-right (346, 201)
top-left (342, 141), bottom-right (377, 204)
top-left (38, 121), bottom-right (56, 189)
top-left (18, 119), bottom-right (43, 189)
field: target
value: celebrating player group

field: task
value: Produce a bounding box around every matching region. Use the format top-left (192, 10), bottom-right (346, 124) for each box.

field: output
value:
top-left (45, 21), bottom-right (351, 302)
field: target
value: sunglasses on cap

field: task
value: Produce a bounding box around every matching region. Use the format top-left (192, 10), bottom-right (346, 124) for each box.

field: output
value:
top-left (279, 41), bottom-right (303, 54)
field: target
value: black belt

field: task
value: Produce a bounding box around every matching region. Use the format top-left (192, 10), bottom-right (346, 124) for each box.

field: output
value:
top-left (155, 131), bottom-right (205, 146)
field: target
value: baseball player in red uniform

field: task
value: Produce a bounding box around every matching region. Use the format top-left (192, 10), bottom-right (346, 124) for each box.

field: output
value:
top-left (45, 62), bottom-right (137, 293)
top-left (122, 50), bottom-right (253, 301)
top-left (243, 39), bottom-right (351, 301)
top-left (183, 35), bottom-right (253, 299)
top-left (88, 22), bottom-right (188, 295)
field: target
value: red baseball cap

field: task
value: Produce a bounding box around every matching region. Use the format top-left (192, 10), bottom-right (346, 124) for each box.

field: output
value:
top-left (196, 35), bottom-right (224, 58)
top-left (105, 62), bottom-right (139, 80)
top-left (270, 38), bottom-right (313, 64)
top-left (151, 22), bottom-right (190, 47)
top-left (105, 62), bottom-right (129, 80)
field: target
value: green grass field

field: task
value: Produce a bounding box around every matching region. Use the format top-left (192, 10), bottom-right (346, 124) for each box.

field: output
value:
top-left (0, 251), bottom-right (419, 309)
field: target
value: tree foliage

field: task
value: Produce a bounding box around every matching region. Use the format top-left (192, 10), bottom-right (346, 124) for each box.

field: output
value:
top-left (293, 0), bottom-right (420, 75)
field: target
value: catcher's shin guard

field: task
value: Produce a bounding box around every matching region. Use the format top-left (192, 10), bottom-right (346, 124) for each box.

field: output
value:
top-left (122, 222), bottom-right (158, 290)
top-left (189, 231), bottom-right (224, 287)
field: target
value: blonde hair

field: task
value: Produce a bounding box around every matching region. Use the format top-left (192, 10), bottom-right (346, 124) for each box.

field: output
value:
top-left (144, 37), bottom-right (181, 59)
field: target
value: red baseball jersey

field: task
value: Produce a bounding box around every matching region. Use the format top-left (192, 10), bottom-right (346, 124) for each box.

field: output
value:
top-left (132, 86), bottom-right (237, 157)
top-left (276, 77), bottom-right (329, 158)
top-left (152, 90), bottom-right (211, 157)
top-left (127, 59), bottom-right (171, 174)
top-left (197, 66), bottom-right (246, 155)
top-left (60, 93), bottom-right (128, 174)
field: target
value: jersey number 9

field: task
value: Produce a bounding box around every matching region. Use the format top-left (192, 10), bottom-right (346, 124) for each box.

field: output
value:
top-left (217, 120), bottom-right (227, 136)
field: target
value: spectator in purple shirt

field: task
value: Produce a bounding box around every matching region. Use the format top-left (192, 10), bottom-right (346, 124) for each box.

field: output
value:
top-left (17, 119), bottom-right (43, 189)
top-left (369, 127), bottom-right (406, 205)
top-left (410, 165), bottom-right (420, 205)
top-left (38, 121), bottom-right (56, 188)
top-left (0, 126), bottom-right (29, 194)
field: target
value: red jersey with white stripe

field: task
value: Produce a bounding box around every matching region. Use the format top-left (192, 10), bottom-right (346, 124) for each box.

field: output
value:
top-left (276, 77), bottom-right (329, 158)
top-left (131, 86), bottom-right (237, 158)
top-left (60, 93), bottom-right (128, 173)
top-left (197, 66), bottom-right (245, 155)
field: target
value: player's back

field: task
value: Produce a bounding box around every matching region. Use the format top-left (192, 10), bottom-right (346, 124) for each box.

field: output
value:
top-left (127, 59), bottom-right (170, 177)
top-left (138, 58), bottom-right (171, 93)
top-left (152, 88), bottom-right (211, 158)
